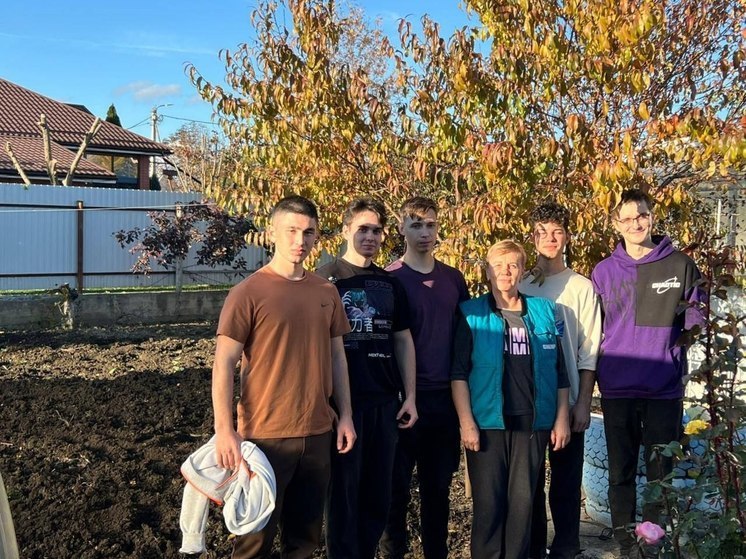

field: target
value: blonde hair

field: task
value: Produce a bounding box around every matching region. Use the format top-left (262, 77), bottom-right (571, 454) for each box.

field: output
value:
top-left (486, 240), bottom-right (526, 267)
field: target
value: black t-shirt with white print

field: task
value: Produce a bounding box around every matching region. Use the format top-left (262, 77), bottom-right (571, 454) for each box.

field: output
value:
top-left (501, 310), bottom-right (533, 416)
top-left (316, 258), bottom-right (410, 410)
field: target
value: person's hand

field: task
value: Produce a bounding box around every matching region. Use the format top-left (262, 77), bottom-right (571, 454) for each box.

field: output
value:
top-left (570, 399), bottom-right (591, 432)
top-left (460, 421), bottom-right (480, 452)
top-left (551, 414), bottom-right (571, 451)
top-left (215, 429), bottom-right (244, 470)
top-left (336, 414), bottom-right (357, 454)
top-left (396, 397), bottom-right (418, 429)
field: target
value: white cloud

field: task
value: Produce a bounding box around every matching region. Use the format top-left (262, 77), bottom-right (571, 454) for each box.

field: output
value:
top-left (114, 40), bottom-right (216, 58)
top-left (380, 10), bottom-right (405, 22)
top-left (0, 32), bottom-right (215, 58)
top-left (114, 81), bottom-right (182, 101)
top-left (185, 94), bottom-right (207, 106)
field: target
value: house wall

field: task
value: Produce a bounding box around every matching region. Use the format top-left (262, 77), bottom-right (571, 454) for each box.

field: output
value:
top-left (697, 180), bottom-right (745, 250)
top-left (137, 155), bottom-right (150, 190)
top-left (0, 183), bottom-right (266, 291)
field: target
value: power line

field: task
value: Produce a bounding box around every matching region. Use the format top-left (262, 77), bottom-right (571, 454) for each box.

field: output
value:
top-left (162, 114), bottom-right (220, 126)
top-left (126, 117), bottom-right (150, 130)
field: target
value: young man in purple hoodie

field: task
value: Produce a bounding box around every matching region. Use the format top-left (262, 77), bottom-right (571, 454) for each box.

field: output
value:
top-left (591, 189), bottom-right (704, 558)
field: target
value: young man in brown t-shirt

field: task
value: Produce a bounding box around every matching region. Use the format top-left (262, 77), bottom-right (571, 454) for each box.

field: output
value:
top-left (212, 195), bottom-right (356, 559)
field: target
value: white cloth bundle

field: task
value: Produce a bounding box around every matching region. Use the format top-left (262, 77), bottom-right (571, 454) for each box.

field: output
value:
top-left (179, 436), bottom-right (276, 554)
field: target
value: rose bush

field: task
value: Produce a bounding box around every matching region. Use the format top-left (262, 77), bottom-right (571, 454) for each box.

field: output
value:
top-left (641, 243), bottom-right (745, 559)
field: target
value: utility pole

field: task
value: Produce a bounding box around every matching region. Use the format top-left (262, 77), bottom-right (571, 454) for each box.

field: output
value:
top-left (150, 106), bottom-right (160, 143)
top-left (149, 104), bottom-right (172, 186)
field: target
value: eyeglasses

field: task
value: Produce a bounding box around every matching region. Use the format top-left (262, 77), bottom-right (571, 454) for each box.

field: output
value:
top-left (534, 228), bottom-right (566, 239)
top-left (615, 212), bottom-right (651, 228)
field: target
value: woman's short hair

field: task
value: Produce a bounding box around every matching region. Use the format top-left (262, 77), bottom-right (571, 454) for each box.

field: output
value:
top-left (486, 240), bottom-right (527, 267)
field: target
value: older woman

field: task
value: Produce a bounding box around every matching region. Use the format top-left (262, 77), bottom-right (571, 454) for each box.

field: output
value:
top-left (451, 240), bottom-right (570, 559)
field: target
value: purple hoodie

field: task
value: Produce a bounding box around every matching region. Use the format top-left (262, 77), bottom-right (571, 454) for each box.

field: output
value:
top-left (591, 235), bottom-right (704, 399)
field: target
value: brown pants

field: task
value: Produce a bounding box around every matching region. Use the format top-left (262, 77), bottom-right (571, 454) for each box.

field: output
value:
top-left (232, 431), bottom-right (332, 559)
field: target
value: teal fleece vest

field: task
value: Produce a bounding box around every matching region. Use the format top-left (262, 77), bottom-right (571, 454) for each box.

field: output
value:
top-left (460, 294), bottom-right (559, 430)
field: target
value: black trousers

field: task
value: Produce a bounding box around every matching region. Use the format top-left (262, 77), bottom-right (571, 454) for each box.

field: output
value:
top-left (529, 430), bottom-right (585, 559)
top-left (232, 432), bottom-right (333, 559)
top-left (325, 398), bottom-right (399, 559)
top-left (379, 388), bottom-right (461, 559)
top-left (601, 398), bottom-right (682, 550)
top-left (467, 417), bottom-right (550, 559)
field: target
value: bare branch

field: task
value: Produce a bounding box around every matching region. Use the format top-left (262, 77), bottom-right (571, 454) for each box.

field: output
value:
top-left (4, 141), bottom-right (32, 186)
top-left (37, 114), bottom-right (57, 185)
top-left (63, 117), bottom-right (103, 186)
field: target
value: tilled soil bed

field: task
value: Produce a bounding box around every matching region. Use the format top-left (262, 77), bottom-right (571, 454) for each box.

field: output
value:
top-left (0, 323), bottom-right (616, 558)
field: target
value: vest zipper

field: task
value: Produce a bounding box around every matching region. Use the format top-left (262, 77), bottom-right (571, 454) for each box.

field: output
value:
top-left (525, 311), bottom-right (537, 437)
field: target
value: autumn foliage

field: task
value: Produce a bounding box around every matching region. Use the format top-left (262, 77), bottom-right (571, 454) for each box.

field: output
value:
top-left (187, 0), bottom-right (746, 283)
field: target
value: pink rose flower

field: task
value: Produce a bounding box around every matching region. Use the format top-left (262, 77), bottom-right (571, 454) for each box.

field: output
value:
top-left (635, 521), bottom-right (665, 545)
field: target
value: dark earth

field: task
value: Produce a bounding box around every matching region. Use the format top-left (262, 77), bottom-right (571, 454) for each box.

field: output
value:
top-left (0, 323), bottom-right (618, 558)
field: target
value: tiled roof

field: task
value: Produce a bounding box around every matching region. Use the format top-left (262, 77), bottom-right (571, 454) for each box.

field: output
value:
top-left (0, 78), bottom-right (170, 155)
top-left (0, 134), bottom-right (116, 181)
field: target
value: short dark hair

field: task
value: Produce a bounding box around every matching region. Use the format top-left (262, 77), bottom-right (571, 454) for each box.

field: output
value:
top-left (612, 189), bottom-right (655, 217)
top-left (342, 198), bottom-right (387, 228)
top-left (399, 196), bottom-right (438, 222)
top-left (270, 195), bottom-right (319, 222)
top-left (529, 202), bottom-right (570, 231)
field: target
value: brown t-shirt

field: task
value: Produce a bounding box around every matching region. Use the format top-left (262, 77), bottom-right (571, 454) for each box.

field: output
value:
top-left (217, 266), bottom-right (351, 438)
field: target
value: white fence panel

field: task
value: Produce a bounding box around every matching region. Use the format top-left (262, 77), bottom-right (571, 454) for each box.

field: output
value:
top-left (0, 183), bottom-right (265, 290)
top-left (3, 200), bottom-right (76, 276)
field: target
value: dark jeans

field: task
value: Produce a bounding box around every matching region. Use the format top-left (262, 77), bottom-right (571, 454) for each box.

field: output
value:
top-left (466, 416), bottom-right (550, 559)
top-left (325, 399), bottom-right (399, 559)
top-left (601, 398), bottom-right (682, 550)
top-left (379, 388), bottom-right (461, 559)
top-left (232, 431), bottom-right (333, 559)
top-left (529, 430), bottom-right (585, 559)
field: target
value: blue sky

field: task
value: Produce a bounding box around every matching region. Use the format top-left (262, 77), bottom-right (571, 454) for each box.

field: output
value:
top-left (2, 1), bottom-right (473, 140)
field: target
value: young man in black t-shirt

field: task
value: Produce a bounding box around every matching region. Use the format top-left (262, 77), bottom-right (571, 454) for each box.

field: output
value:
top-left (317, 198), bottom-right (418, 559)
top-left (380, 197), bottom-right (469, 559)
